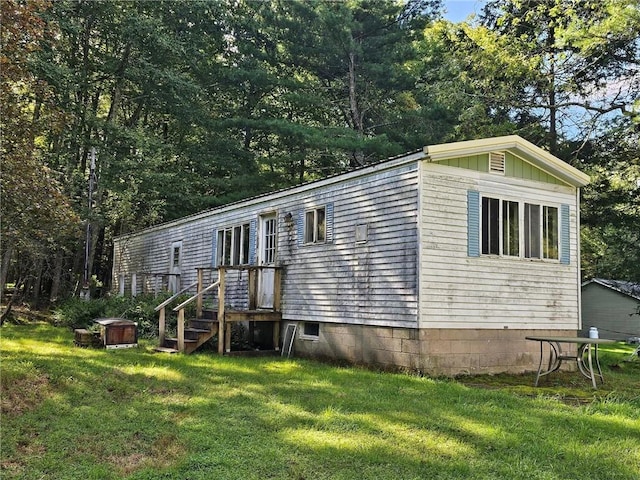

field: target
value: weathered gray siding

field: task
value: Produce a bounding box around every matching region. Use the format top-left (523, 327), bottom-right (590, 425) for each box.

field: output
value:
top-left (113, 158), bottom-right (421, 327)
top-left (419, 163), bottom-right (581, 330)
top-left (281, 163), bottom-right (419, 327)
top-left (581, 283), bottom-right (640, 340)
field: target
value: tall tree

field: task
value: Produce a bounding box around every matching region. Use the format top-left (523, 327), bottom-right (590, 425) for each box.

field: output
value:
top-left (479, 0), bottom-right (640, 155)
top-left (1, 0), bottom-right (79, 315)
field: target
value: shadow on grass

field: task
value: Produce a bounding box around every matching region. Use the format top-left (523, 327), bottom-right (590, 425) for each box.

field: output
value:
top-left (2, 324), bottom-right (639, 480)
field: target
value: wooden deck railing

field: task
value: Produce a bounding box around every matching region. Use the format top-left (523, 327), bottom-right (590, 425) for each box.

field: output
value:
top-left (172, 279), bottom-right (220, 353)
top-left (153, 280), bottom-right (198, 347)
top-left (155, 266), bottom-right (282, 353)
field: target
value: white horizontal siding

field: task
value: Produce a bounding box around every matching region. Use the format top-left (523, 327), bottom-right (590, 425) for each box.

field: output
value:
top-left (113, 161), bottom-right (420, 327)
top-left (419, 163), bottom-right (580, 330)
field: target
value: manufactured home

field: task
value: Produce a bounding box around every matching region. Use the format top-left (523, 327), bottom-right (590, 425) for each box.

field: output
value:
top-left (112, 135), bottom-right (590, 375)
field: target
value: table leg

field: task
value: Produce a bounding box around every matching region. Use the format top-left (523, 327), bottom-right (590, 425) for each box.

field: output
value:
top-left (594, 344), bottom-right (605, 384)
top-left (533, 341), bottom-right (561, 386)
top-left (534, 341), bottom-right (544, 386)
top-left (587, 343), bottom-right (597, 389)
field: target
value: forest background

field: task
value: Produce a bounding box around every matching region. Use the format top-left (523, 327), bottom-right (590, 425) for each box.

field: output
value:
top-left (1, 0), bottom-right (639, 313)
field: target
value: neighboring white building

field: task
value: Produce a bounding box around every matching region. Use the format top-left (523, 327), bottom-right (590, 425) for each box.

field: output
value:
top-left (113, 135), bottom-right (590, 375)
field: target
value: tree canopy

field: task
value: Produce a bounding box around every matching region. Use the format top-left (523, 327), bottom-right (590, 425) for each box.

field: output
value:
top-left (1, 0), bottom-right (638, 306)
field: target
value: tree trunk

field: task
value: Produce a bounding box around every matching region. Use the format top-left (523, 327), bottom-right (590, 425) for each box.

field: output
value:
top-left (348, 51), bottom-right (365, 167)
top-left (547, 25), bottom-right (558, 156)
top-left (0, 245), bottom-right (14, 305)
top-left (50, 250), bottom-right (64, 302)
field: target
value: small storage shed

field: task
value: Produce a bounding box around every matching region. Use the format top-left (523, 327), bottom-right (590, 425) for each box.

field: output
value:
top-left (94, 318), bottom-right (138, 349)
top-left (581, 279), bottom-right (640, 341)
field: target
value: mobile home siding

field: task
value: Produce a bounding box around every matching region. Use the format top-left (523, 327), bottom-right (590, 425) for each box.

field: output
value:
top-left (419, 163), bottom-right (580, 330)
top-left (113, 160), bottom-right (420, 327)
top-left (281, 164), bottom-right (419, 327)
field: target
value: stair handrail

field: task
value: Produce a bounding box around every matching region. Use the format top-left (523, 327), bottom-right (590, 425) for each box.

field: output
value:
top-left (172, 280), bottom-right (220, 312)
top-left (172, 279), bottom-right (220, 353)
top-left (154, 280), bottom-right (199, 312)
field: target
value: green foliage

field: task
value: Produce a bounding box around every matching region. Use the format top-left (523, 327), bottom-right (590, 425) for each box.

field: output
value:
top-left (52, 294), bottom-right (184, 338)
top-left (2, 0), bottom-right (638, 303)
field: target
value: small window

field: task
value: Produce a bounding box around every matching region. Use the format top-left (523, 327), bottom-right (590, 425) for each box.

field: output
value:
top-left (302, 322), bottom-right (320, 338)
top-left (304, 207), bottom-right (326, 244)
top-left (172, 246), bottom-right (181, 267)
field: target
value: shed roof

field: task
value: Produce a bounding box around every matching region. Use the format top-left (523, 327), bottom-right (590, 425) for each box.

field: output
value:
top-left (424, 135), bottom-right (590, 187)
top-left (583, 278), bottom-right (640, 301)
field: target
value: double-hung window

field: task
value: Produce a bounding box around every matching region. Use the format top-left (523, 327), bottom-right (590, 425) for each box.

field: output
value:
top-left (482, 197), bottom-right (559, 260)
top-left (217, 223), bottom-right (251, 266)
top-left (304, 207), bottom-right (326, 244)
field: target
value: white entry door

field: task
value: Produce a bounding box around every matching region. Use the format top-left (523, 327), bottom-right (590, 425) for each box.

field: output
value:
top-left (257, 213), bottom-right (277, 309)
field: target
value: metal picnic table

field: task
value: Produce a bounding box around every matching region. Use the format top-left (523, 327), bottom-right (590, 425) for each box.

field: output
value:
top-left (525, 336), bottom-right (616, 389)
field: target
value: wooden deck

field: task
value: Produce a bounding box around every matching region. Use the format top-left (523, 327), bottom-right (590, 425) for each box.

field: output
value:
top-left (155, 266), bottom-right (282, 355)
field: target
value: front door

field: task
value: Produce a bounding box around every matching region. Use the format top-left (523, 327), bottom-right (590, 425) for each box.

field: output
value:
top-left (257, 213), bottom-right (277, 308)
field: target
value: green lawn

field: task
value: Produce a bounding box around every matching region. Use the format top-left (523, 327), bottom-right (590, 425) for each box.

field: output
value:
top-left (1, 323), bottom-right (639, 480)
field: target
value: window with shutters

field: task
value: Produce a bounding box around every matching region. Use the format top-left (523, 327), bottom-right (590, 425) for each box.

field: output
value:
top-left (481, 196), bottom-right (559, 260)
top-left (304, 207), bottom-right (326, 244)
top-left (217, 223), bottom-right (251, 266)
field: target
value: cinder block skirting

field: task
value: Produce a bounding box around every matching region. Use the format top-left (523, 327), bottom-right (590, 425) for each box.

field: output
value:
top-left (288, 322), bottom-right (577, 376)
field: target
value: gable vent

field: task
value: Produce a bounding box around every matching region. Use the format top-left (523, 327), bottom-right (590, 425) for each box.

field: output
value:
top-left (489, 152), bottom-right (506, 174)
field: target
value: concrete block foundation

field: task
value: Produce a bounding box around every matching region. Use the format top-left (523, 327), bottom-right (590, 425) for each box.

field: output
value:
top-left (287, 322), bottom-right (577, 376)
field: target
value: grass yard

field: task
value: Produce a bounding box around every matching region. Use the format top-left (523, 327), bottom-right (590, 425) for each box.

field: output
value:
top-left (1, 323), bottom-right (639, 480)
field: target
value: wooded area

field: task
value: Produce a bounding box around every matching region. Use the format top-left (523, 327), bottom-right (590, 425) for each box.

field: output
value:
top-left (1, 0), bottom-right (639, 312)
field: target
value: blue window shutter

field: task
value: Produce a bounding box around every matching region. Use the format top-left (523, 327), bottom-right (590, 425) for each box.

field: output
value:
top-left (248, 219), bottom-right (257, 265)
top-left (211, 229), bottom-right (218, 267)
top-left (326, 202), bottom-right (334, 243)
top-left (297, 211), bottom-right (305, 246)
top-left (467, 190), bottom-right (480, 257)
top-left (560, 204), bottom-right (570, 264)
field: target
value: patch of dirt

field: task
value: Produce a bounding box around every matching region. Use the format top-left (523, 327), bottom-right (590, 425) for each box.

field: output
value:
top-left (0, 374), bottom-right (51, 416)
top-left (106, 434), bottom-right (186, 476)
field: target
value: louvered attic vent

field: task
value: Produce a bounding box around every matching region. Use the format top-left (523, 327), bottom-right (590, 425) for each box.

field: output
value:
top-left (489, 151), bottom-right (506, 174)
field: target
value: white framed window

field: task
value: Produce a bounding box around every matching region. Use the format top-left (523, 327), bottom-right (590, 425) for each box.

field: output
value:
top-left (217, 223), bottom-right (251, 266)
top-left (304, 207), bottom-right (326, 244)
top-left (482, 196), bottom-right (558, 260)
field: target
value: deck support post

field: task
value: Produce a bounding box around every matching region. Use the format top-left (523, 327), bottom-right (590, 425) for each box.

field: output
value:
top-left (196, 268), bottom-right (204, 318)
top-left (273, 268), bottom-right (282, 351)
top-left (218, 267), bottom-right (225, 354)
top-left (177, 308), bottom-right (185, 353)
top-left (158, 307), bottom-right (166, 346)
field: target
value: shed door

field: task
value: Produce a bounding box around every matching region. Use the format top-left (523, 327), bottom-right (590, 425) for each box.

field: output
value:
top-left (257, 213), bottom-right (277, 308)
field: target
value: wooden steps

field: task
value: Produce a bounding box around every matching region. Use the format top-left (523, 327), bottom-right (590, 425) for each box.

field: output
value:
top-left (156, 310), bottom-right (219, 354)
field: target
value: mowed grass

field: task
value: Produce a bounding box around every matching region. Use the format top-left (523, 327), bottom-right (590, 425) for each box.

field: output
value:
top-left (1, 324), bottom-right (639, 480)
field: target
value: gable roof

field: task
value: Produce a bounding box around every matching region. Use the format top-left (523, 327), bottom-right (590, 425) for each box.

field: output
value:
top-left (583, 278), bottom-right (640, 301)
top-left (424, 135), bottom-right (590, 187)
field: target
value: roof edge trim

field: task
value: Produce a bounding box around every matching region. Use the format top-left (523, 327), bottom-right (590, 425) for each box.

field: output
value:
top-left (424, 135), bottom-right (590, 187)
